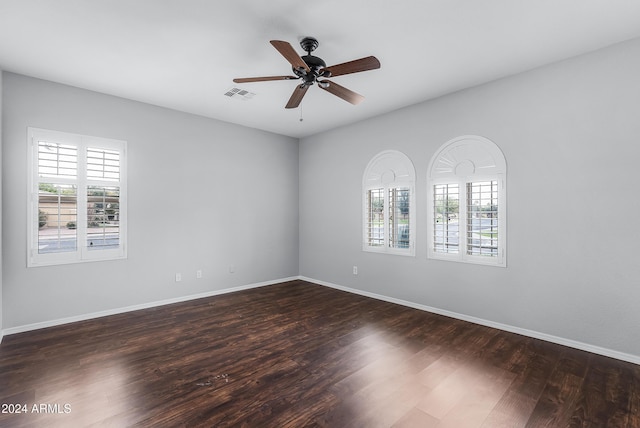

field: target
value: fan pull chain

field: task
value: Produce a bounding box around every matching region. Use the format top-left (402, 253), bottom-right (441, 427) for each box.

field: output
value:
top-left (299, 103), bottom-right (304, 122)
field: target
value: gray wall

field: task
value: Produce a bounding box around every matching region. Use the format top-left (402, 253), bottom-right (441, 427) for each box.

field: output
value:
top-left (2, 72), bottom-right (299, 329)
top-left (299, 37), bottom-right (640, 358)
top-left (3, 38), bottom-right (640, 360)
top-left (0, 70), bottom-right (3, 340)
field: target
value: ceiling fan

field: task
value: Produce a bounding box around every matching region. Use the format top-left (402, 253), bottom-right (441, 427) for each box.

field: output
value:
top-left (233, 37), bottom-right (380, 109)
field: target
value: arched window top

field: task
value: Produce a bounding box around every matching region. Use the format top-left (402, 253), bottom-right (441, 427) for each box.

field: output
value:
top-left (428, 135), bottom-right (506, 180)
top-left (364, 150), bottom-right (416, 189)
top-left (426, 135), bottom-right (506, 267)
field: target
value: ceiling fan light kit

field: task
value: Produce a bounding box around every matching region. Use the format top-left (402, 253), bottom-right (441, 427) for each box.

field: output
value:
top-left (233, 37), bottom-right (380, 109)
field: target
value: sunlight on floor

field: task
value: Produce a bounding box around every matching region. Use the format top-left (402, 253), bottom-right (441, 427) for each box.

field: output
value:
top-left (39, 359), bottom-right (136, 427)
top-left (332, 325), bottom-right (527, 427)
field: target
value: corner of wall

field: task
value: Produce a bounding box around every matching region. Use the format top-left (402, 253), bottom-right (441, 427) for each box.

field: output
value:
top-left (1, 69), bottom-right (4, 343)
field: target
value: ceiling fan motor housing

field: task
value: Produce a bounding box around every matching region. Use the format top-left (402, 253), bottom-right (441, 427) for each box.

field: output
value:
top-left (293, 37), bottom-right (330, 84)
top-left (295, 55), bottom-right (327, 82)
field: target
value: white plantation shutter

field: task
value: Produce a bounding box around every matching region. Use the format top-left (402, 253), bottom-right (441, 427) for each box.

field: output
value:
top-left (28, 128), bottom-right (127, 267)
top-left (87, 148), bottom-right (120, 181)
top-left (37, 184), bottom-right (78, 255)
top-left (38, 142), bottom-right (78, 178)
top-left (466, 181), bottom-right (499, 257)
top-left (433, 183), bottom-right (459, 254)
top-left (366, 188), bottom-right (384, 247)
top-left (86, 147), bottom-right (122, 252)
top-left (36, 141), bottom-right (80, 255)
top-left (389, 187), bottom-right (410, 249)
top-left (86, 185), bottom-right (121, 251)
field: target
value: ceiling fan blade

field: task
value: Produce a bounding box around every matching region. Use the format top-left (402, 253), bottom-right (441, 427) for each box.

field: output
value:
top-left (285, 84), bottom-right (309, 109)
top-left (321, 56), bottom-right (380, 77)
top-left (233, 76), bottom-right (298, 83)
top-left (270, 40), bottom-right (311, 73)
top-left (318, 80), bottom-right (365, 105)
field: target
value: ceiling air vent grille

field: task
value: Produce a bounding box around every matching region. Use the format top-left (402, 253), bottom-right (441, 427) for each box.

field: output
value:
top-left (224, 87), bottom-right (255, 101)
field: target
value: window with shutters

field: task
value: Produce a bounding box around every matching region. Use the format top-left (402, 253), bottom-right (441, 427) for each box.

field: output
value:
top-left (363, 150), bottom-right (415, 256)
top-left (427, 136), bottom-right (506, 266)
top-left (28, 128), bottom-right (127, 267)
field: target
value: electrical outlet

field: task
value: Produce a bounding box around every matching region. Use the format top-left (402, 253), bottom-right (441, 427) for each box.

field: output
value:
top-left (229, 264), bottom-right (235, 273)
top-left (196, 270), bottom-right (202, 279)
top-left (353, 266), bottom-right (358, 275)
top-left (175, 273), bottom-right (182, 282)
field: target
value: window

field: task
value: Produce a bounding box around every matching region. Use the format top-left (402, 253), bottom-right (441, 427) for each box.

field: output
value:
top-left (363, 150), bottom-right (415, 256)
top-left (28, 128), bottom-right (127, 266)
top-left (433, 183), bottom-right (459, 254)
top-left (427, 136), bottom-right (506, 266)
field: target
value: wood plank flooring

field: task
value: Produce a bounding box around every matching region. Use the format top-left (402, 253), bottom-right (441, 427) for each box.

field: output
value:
top-left (0, 280), bottom-right (639, 427)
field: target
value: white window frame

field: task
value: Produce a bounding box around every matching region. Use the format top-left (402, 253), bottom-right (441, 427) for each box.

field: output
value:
top-left (27, 128), bottom-right (127, 267)
top-left (363, 150), bottom-right (416, 256)
top-left (427, 135), bottom-right (506, 267)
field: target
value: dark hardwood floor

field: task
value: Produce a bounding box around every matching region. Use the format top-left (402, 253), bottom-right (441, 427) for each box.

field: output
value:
top-left (1, 280), bottom-right (638, 427)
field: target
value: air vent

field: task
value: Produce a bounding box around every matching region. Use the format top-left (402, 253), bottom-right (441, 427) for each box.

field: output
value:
top-left (224, 87), bottom-right (255, 101)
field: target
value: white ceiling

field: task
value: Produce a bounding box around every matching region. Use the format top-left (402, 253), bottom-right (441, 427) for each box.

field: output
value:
top-left (2, 1), bottom-right (640, 139)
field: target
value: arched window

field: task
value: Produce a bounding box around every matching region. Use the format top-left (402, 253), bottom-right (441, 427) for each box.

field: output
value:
top-left (427, 136), bottom-right (506, 266)
top-left (363, 150), bottom-right (416, 256)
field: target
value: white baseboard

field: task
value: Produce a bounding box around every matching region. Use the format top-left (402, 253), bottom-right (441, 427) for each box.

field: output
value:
top-left (299, 276), bottom-right (640, 366)
top-left (3, 275), bottom-right (639, 366)
top-left (1, 276), bottom-right (299, 337)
